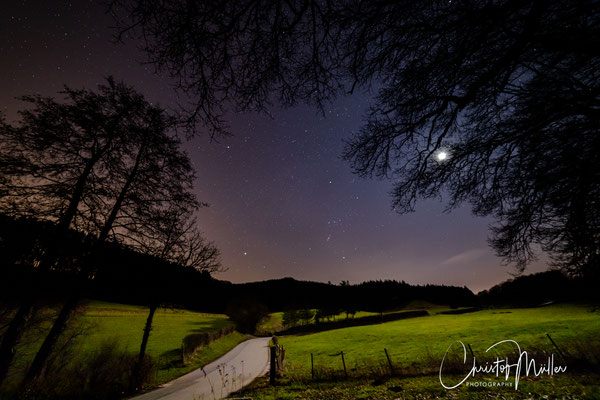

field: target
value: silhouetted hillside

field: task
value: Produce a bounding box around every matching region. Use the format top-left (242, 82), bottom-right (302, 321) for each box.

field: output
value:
top-left (227, 278), bottom-right (476, 314)
top-left (477, 270), bottom-right (598, 306)
top-left (0, 214), bottom-right (512, 314)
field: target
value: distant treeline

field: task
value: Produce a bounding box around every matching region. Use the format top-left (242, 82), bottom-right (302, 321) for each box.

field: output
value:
top-left (5, 214), bottom-right (595, 315)
top-left (0, 214), bottom-right (477, 313)
top-left (231, 278), bottom-right (476, 313)
top-left (477, 270), bottom-right (599, 306)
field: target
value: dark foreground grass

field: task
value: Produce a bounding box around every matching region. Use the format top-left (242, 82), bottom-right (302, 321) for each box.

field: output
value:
top-left (237, 374), bottom-right (600, 400)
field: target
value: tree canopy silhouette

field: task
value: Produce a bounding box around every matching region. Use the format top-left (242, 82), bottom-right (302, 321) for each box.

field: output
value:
top-left (112, 0), bottom-right (600, 276)
top-left (0, 78), bottom-right (219, 385)
top-left (0, 78), bottom-right (148, 384)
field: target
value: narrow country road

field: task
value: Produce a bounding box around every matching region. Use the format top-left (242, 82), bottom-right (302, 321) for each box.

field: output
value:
top-left (129, 337), bottom-right (271, 400)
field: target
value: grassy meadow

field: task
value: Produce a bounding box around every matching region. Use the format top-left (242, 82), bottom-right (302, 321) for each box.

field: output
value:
top-left (279, 303), bottom-right (600, 376)
top-left (239, 303), bottom-right (600, 399)
top-left (5, 300), bottom-right (247, 388)
top-left (79, 301), bottom-right (248, 383)
top-left (4, 299), bottom-right (600, 399)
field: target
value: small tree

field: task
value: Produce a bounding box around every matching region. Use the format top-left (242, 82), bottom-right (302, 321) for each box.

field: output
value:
top-left (343, 307), bottom-right (357, 319)
top-left (315, 307), bottom-right (339, 323)
top-left (225, 297), bottom-right (269, 334)
top-left (296, 309), bottom-right (315, 325)
top-left (282, 309), bottom-right (299, 328)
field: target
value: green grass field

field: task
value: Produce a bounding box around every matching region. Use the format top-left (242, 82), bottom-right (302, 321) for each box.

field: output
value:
top-left (80, 301), bottom-right (249, 383)
top-left (6, 300), bottom-right (247, 386)
top-left (240, 303), bottom-right (600, 399)
top-left (278, 303), bottom-right (600, 377)
top-left (257, 311), bottom-right (285, 334)
top-left (81, 300), bottom-right (233, 354)
top-left (6, 300), bottom-right (600, 399)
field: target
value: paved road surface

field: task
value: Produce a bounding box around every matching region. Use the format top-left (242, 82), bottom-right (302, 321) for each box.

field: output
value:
top-left (130, 337), bottom-right (271, 400)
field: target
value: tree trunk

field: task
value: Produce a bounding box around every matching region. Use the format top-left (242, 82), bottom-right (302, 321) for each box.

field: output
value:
top-left (0, 157), bottom-right (102, 387)
top-left (22, 295), bottom-right (80, 385)
top-left (130, 303), bottom-right (158, 392)
top-left (139, 304), bottom-right (157, 362)
top-left (0, 300), bottom-right (35, 387)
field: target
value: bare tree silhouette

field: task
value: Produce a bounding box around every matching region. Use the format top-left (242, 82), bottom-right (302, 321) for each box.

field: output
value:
top-left (21, 81), bottom-right (203, 384)
top-left (0, 78), bottom-right (148, 385)
top-left (0, 78), bottom-right (215, 385)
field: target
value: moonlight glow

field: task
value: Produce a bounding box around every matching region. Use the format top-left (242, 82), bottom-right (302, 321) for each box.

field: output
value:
top-left (437, 151), bottom-right (448, 161)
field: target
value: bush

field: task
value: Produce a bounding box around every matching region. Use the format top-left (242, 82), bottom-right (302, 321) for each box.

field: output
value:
top-left (225, 297), bottom-right (269, 334)
top-left (282, 309), bottom-right (299, 327)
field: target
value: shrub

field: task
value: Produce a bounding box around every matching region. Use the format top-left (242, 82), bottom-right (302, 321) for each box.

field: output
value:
top-left (225, 297), bottom-right (269, 334)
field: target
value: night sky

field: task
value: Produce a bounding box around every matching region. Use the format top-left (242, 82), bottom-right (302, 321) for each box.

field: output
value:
top-left (1, 1), bottom-right (547, 292)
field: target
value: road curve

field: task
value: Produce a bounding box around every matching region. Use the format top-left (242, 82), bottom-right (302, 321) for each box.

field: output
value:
top-left (129, 337), bottom-right (271, 400)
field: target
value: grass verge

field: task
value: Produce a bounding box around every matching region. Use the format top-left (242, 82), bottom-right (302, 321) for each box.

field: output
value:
top-left (237, 373), bottom-right (600, 399)
top-left (153, 331), bottom-right (251, 384)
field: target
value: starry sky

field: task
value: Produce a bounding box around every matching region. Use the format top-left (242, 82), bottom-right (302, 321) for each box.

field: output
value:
top-left (0, 0), bottom-right (548, 292)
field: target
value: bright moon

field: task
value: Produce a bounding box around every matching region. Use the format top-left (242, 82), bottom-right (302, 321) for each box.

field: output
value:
top-left (437, 151), bottom-right (448, 161)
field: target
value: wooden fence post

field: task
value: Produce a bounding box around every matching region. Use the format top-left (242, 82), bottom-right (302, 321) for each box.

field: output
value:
top-left (341, 351), bottom-right (347, 378)
top-left (546, 333), bottom-right (567, 363)
top-left (155, 356), bottom-right (160, 380)
top-left (384, 348), bottom-right (394, 375)
top-left (311, 353), bottom-right (314, 380)
top-left (277, 345), bottom-right (285, 371)
top-left (269, 345), bottom-right (277, 385)
top-left (468, 343), bottom-right (475, 359)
